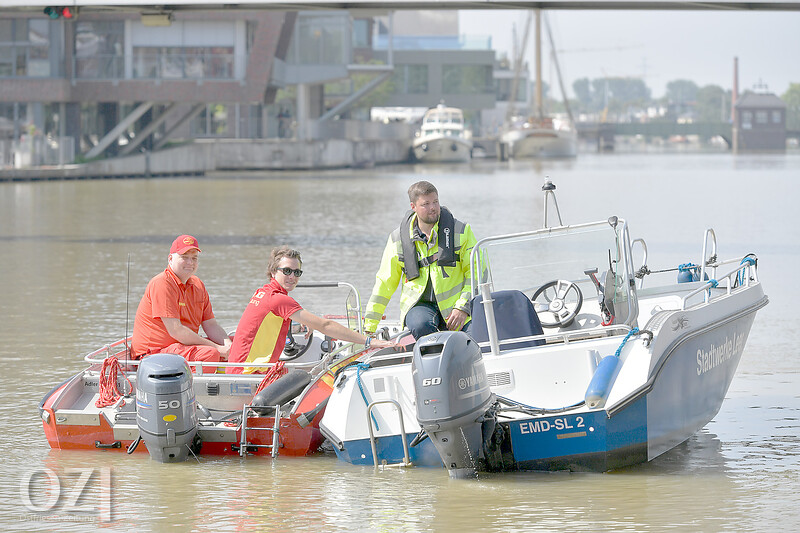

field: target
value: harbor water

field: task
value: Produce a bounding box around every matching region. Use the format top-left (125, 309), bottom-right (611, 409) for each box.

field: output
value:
top-left (1, 152), bottom-right (798, 531)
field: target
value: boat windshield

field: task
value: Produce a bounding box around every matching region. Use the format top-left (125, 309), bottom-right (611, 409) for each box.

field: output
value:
top-left (471, 220), bottom-right (635, 325)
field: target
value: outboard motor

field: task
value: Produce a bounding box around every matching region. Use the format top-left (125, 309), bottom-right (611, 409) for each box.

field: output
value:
top-left (412, 331), bottom-right (494, 479)
top-left (136, 353), bottom-right (199, 463)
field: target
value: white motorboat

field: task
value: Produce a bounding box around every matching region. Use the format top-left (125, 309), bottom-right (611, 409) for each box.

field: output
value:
top-left (412, 104), bottom-right (472, 163)
top-left (319, 180), bottom-right (767, 477)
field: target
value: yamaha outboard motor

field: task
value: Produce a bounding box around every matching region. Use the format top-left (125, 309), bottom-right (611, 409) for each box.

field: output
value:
top-left (136, 353), bottom-right (198, 462)
top-left (412, 331), bottom-right (494, 479)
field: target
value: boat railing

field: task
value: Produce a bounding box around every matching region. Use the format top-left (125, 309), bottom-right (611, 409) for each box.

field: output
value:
top-left (84, 280), bottom-right (366, 376)
top-left (681, 254), bottom-right (759, 309)
top-left (295, 281), bottom-right (364, 335)
top-left (84, 338), bottom-right (365, 379)
top-left (699, 228), bottom-right (718, 283)
top-left (631, 238), bottom-right (648, 290)
top-left (475, 324), bottom-right (632, 354)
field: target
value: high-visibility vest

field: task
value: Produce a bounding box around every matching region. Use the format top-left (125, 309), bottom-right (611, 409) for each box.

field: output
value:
top-left (364, 212), bottom-right (476, 333)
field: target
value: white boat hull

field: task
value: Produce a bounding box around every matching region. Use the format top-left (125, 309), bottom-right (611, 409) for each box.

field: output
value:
top-left (319, 211), bottom-right (767, 474)
top-left (503, 128), bottom-right (577, 158)
top-left (413, 136), bottom-right (472, 163)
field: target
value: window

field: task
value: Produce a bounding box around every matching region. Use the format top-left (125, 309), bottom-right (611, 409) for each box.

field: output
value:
top-left (442, 65), bottom-right (492, 95)
top-left (191, 104), bottom-right (229, 136)
top-left (495, 77), bottom-right (527, 103)
top-left (0, 18), bottom-right (52, 77)
top-left (391, 64), bottom-right (428, 94)
top-left (755, 111), bottom-right (768, 125)
top-left (352, 19), bottom-right (370, 48)
top-left (290, 14), bottom-right (348, 65)
top-left (75, 21), bottom-right (124, 78)
top-left (772, 110), bottom-right (782, 124)
top-left (741, 111), bottom-right (752, 130)
top-left (132, 46), bottom-right (233, 79)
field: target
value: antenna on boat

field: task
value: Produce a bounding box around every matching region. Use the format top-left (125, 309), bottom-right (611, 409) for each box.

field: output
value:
top-left (125, 253), bottom-right (131, 367)
top-left (542, 177), bottom-right (563, 228)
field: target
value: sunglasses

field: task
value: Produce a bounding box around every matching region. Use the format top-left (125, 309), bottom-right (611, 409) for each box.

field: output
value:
top-left (277, 267), bottom-right (303, 277)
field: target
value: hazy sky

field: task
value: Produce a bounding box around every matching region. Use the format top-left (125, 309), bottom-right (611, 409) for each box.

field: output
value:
top-left (459, 9), bottom-right (800, 100)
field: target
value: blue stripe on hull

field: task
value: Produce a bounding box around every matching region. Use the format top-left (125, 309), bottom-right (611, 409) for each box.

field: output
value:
top-left (508, 398), bottom-right (648, 472)
top-left (333, 434), bottom-right (444, 467)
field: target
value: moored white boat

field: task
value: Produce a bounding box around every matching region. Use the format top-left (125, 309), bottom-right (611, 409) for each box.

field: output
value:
top-left (319, 180), bottom-right (767, 477)
top-left (499, 10), bottom-right (578, 160)
top-left (412, 104), bottom-right (472, 163)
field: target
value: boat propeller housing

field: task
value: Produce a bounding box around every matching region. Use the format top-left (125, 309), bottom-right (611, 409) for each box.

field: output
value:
top-left (412, 331), bottom-right (495, 478)
top-left (136, 353), bottom-right (199, 463)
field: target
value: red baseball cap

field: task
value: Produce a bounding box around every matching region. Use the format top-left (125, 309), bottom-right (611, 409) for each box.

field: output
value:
top-left (170, 235), bottom-right (201, 255)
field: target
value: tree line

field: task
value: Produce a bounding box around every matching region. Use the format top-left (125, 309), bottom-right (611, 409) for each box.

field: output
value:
top-left (544, 77), bottom-right (800, 128)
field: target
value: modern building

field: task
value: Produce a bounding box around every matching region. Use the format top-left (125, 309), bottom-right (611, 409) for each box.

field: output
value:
top-left (1, 8), bottom-right (504, 168)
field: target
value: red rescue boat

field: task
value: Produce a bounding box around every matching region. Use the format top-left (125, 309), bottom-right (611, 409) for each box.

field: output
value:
top-left (39, 281), bottom-right (409, 461)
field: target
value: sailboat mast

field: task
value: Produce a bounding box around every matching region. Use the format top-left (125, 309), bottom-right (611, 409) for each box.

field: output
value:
top-left (506, 11), bottom-right (533, 123)
top-left (535, 9), bottom-right (543, 120)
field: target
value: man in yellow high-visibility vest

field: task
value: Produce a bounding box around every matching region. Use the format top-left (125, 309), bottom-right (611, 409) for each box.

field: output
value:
top-left (364, 181), bottom-right (477, 340)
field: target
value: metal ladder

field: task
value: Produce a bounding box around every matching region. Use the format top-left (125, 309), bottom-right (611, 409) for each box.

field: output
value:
top-left (236, 403), bottom-right (281, 458)
top-left (367, 399), bottom-right (412, 470)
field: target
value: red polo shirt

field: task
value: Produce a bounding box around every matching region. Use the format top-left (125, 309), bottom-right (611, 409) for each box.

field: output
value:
top-left (132, 268), bottom-right (214, 358)
top-left (227, 278), bottom-right (303, 374)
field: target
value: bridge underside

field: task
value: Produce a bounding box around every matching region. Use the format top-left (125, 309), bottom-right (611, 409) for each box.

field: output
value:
top-left (577, 122), bottom-right (735, 150)
top-left (6, 0), bottom-right (800, 13)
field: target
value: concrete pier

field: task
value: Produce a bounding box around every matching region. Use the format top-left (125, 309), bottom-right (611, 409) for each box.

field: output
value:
top-left (0, 137), bottom-right (412, 182)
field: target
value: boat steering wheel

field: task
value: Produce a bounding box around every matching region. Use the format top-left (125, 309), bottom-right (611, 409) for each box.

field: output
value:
top-left (282, 323), bottom-right (312, 361)
top-left (531, 279), bottom-right (583, 328)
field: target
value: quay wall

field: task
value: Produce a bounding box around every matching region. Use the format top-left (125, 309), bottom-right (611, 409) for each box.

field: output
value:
top-left (0, 138), bottom-right (412, 181)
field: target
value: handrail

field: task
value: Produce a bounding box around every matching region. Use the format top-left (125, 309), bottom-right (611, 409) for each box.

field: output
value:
top-left (84, 338), bottom-right (364, 377)
top-left (84, 281), bottom-right (366, 373)
top-left (699, 228), bottom-right (717, 283)
top-left (631, 238), bottom-right (648, 290)
top-left (476, 324), bottom-right (632, 352)
top-left (681, 259), bottom-right (757, 310)
top-left (295, 281), bottom-right (363, 335)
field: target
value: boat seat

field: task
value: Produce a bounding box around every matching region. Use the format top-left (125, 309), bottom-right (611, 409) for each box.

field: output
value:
top-left (469, 290), bottom-right (545, 352)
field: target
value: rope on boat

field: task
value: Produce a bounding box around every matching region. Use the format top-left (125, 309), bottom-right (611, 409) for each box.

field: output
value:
top-left (637, 259), bottom-right (718, 278)
top-left (614, 327), bottom-right (640, 358)
top-left (254, 361), bottom-right (287, 396)
top-left (95, 357), bottom-right (133, 408)
top-left (737, 255), bottom-right (757, 286)
top-left (355, 363), bottom-right (379, 431)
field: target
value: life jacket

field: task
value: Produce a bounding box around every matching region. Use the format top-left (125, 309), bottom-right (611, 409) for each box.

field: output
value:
top-left (399, 206), bottom-right (456, 280)
top-left (363, 208), bottom-right (477, 333)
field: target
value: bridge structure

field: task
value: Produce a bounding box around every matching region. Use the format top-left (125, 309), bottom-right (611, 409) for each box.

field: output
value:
top-left (576, 121), bottom-right (735, 150)
top-left (3, 0), bottom-right (800, 12)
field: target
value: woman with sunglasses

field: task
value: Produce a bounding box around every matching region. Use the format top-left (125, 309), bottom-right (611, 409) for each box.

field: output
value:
top-left (227, 246), bottom-right (396, 374)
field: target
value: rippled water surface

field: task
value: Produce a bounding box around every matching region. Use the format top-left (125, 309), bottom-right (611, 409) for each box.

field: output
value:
top-left (1, 153), bottom-right (798, 531)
